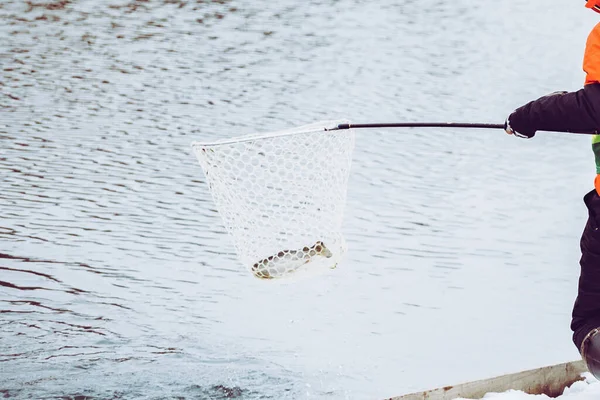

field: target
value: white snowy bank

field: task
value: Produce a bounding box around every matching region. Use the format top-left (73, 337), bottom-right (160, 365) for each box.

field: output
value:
top-left (458, 374), bottom-right (599, 400)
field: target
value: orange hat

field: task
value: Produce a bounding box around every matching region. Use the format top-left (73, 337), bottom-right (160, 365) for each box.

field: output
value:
top-left (587, 0), bottom-right (600, 13)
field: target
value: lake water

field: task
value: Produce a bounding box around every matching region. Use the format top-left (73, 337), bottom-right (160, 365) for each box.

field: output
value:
top-left (2, 1), bottom-right (600, 399)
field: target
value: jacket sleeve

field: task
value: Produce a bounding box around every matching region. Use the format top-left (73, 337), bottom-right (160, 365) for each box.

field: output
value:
top-left (509, 83), bottom-right (600, 136)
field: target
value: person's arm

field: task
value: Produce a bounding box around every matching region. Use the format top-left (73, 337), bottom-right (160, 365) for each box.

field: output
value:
top-left (506, 83), bottom-right (600, 138)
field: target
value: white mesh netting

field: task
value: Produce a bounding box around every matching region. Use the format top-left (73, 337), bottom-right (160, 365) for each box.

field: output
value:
top-left (191, 121), bottom-right (355, 280)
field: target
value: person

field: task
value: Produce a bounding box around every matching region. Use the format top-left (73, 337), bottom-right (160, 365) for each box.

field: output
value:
top-left (504, 0), bottom-right (600, 379)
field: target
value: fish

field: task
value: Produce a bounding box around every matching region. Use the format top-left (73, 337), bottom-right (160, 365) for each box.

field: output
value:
top-left (251, 241), bottom-right (333, 279)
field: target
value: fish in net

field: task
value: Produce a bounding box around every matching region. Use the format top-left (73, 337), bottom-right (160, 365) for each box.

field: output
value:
top-left (191, 120), bottom-right (355, 280)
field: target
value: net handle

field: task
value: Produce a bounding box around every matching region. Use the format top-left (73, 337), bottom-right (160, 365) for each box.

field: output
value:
top-left (326, 122), bottom-right (504, 130)
top-left (326, 122), bottom-right (598, 134)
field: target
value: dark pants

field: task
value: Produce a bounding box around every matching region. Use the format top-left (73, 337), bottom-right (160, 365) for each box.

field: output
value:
top-left (572, 189), bottom-right (600, 351)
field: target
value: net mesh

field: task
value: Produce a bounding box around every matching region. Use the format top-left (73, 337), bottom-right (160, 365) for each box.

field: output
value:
top-left (191, 121), bottom-right (355, 280)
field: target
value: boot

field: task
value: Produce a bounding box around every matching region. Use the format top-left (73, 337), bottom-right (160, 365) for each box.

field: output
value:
top-left (581, 327), bottom-right (600, 379)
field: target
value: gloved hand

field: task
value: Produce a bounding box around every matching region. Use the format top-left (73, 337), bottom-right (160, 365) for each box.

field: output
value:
top-left (504, 117), bottom-right (535, 139)
top-left (504, 91), bottom-right (567, 139)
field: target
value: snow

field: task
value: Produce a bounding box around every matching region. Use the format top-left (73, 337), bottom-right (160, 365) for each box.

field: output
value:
top-left (455, 374), bottom-right (600, 400)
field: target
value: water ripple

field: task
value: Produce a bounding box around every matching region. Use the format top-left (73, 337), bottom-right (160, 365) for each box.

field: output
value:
top-left (0, 0), bottom-right (594, 398)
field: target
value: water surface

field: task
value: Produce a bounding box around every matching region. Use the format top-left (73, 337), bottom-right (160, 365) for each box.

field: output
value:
top-left (1, 1), bottom-right (598, 398)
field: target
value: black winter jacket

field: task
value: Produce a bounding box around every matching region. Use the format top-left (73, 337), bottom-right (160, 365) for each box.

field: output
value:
top-left (509, 83), bottom-right (600, 136)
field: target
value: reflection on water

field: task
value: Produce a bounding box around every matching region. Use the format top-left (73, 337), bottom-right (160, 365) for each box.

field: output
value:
top-left (0, 0), bottom-right (598, 398)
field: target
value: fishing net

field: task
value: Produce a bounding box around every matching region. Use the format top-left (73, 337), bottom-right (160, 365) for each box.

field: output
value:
top-left (191, 121), bottom-right (355, 280)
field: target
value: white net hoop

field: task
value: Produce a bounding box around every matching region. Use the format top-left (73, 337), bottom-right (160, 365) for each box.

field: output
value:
top-left (191, 120), bottom-right (355, 281)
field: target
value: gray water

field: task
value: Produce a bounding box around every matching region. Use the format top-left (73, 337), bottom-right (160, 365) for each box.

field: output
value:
top-left (1, 1), bottom-right (599, 399)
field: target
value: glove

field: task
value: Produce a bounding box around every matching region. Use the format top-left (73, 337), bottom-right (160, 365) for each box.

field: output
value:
top-left (504, 117), bottom-right (535, 139)
top-left (504, 91), bottom-right (567, 139)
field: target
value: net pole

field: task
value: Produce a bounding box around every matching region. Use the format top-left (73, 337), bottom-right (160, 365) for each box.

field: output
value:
top-left (326, 122), bottom-right (505, 131)
top-left (326, 122), bottom-right (598, 134)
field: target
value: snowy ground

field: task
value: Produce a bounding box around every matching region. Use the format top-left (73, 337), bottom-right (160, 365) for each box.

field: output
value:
top-left (458, 374), bottom-right (600, 399)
